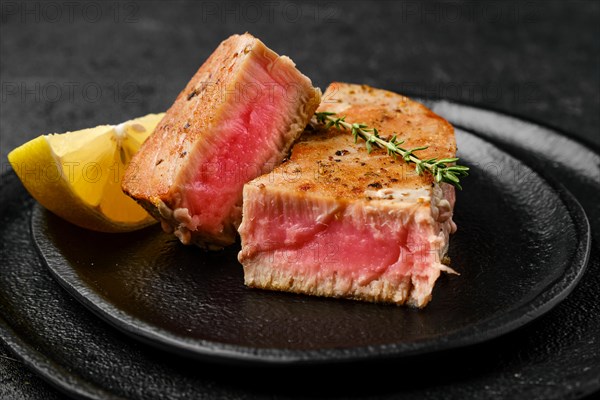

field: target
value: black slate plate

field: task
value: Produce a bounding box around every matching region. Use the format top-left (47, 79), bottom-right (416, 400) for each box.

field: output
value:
top-left (1, 102), bottom-right (599, 399)
top-left (30, 127), bottom-right (590, 365)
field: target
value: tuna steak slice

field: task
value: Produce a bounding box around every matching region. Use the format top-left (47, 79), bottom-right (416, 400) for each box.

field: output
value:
top-left (122, 33), bottom-right (321, 249)
top-left (238, 83), bottom-right (458, 307)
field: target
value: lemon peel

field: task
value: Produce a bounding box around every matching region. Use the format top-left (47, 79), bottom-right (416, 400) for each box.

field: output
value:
top-left (8, 113), bottom-right (164, 232)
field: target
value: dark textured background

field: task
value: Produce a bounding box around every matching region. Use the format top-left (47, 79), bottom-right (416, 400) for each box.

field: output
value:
top-left (1, 0), bottom-right (599, 398)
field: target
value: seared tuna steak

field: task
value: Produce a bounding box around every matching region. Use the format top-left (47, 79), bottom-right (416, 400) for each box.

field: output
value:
top-left (123, 33), bottom-right (321, 249)
top-left (238, 83), bottom-right (458, 307)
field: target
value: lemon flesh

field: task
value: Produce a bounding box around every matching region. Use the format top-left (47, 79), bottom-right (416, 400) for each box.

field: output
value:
top-left (8, 113), bottom-right (164, 232)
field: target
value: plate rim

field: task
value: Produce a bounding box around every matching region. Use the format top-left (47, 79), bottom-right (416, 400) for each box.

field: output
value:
top-left (413, 95), bottom-right (600, 155)
top-left (29, 125), bottom-right (592, 365)
top-left (2, 99), bottom-right (599, 400)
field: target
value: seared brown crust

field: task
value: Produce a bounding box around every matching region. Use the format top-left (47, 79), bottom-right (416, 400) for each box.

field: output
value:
top-left (122, 33), bottom-right (321, 248)
top-left (251, 82), bottom-right (456, 202)
top-left (124, 34), bottom-right (257, 201)
top-left (240, 83), bottom-right (457, 307)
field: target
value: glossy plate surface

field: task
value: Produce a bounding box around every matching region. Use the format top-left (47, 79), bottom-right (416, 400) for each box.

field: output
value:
top-left (30, 129), bottom-right (590, 364)
top-left (1, 102), bottom-right (598, 399)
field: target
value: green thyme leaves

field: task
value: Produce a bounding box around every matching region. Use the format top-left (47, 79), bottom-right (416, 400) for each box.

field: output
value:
top-left (314, 111), bottom-right (469, 189)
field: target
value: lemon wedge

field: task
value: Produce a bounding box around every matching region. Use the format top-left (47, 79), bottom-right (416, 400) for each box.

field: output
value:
top-left (8, 113), bottom-right (165, 232)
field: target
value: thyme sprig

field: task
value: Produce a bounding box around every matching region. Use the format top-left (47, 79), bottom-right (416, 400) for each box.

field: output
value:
top-left (314, 111), bottom-right (469, 189)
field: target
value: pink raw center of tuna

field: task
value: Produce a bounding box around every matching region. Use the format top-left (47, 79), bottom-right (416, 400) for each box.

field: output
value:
top-left (182, 56), bottom-right (305, 235)
top-left (247, 204), bottom-right (440, 285)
